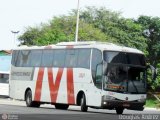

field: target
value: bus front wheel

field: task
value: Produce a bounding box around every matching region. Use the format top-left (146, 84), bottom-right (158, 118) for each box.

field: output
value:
top-left (116, 108), bottom-right (124, 114)
top-left (80, 94), bottom-right (88, 112)
top-left (25, 90), bottom-right (40, 107)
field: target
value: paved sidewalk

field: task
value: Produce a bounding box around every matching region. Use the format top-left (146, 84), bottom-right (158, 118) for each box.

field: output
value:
top-left (0, 98), bottom-right (25, 106)
top-left (0, 97), bottom-right (80, 109)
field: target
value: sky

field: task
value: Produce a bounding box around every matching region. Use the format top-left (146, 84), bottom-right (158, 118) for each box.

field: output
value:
top-left (0, 0), bottom-right (160, 50)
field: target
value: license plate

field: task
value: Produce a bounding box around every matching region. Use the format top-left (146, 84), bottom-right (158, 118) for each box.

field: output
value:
top-left (123, 103), bottom-right (130, 107)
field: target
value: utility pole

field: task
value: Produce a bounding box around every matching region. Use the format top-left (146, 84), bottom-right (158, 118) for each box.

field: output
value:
top-left (11, 30), bottom-right (19, 48)
top-left (75, 0), bottom-right (80, 42)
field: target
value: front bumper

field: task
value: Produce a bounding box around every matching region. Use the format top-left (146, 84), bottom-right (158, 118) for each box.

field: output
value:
top-left (101, 98), bottom-right (145, 111)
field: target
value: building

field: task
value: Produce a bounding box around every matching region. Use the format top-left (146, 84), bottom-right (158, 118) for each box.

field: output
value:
top-left (0, 50), bottom-right (12, 96)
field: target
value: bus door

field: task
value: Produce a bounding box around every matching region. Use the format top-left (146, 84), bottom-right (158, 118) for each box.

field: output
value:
top-left (87, 49), bottom-right (103, 107)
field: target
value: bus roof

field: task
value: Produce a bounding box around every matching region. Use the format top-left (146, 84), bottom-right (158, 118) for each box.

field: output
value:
top-left (14, 41), bottom-right (143, 54)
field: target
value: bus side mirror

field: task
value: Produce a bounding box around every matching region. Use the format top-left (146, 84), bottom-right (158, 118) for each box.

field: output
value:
top-left (147, 65), bottom-right (157, 80)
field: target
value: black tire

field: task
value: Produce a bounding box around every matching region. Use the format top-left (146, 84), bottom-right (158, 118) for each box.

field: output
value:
top-left (80, 94), bottom-right (88, 112)
top-left (25, 90), bottom-right (40, 107)
top-left (116, 108), bottom-right (124, 114)
top-left (55, 104), bottom-right (69, 110)
top-left (33, 102), bottom-right (41, 107)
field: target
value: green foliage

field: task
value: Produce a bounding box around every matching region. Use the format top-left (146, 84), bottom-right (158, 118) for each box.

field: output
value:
top-left (155, 63), bottom-right (160, 89)
top-left (137, 16), bottom-right (160, 67)
top-left (146, 98), bottom-right (157, 108)
top-left (19, 15), bottom-right (106, 46)
top-left (136, 16), bottom-right (160, 90)
top-left (19, 7), bottom-right (147, 51)
top-left (19, 27), bottom-right (41, 45)
top-left (79, 7), bottom-right (147, 51)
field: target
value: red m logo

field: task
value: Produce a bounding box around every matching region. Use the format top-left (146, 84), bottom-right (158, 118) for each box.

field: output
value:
top-left (34, 68), bottom-right (75, 104)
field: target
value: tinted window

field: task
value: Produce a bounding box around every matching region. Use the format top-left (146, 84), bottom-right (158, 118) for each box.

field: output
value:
top-left (103, 51), bottom-right (146, 66)
top-left (16, 50), bottom-right (42, 67)
top-left (65, 50), bottom-right (78, 67)
top-left (11, 50), bottom-right (19, 66)
top-left (110, 52), bottom-right (128, 64)
top-left (0, 74), bottom-right (9, 83)
top-left (41, 50), bottom-right (54, 67)
top-left (30, 50), bottom-right (42, 67)
top-left (128, 54), bottom-right (145, 65)
top-left (16, 50), bottom-right (31, 67)
top-left (53, 50), bottom-right (66, 67)
top-left (77, 49), bottom-right (91, 69)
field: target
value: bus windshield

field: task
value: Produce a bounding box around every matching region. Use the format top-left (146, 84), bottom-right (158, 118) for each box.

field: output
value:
top-left (103, 51), bottom-right (146, 94)
top-left (103, 51), bottom-right (146, 66)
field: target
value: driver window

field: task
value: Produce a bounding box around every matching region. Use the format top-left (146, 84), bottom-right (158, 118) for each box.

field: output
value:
top-left (95, 64), bottom-right (103, 89)
top-left (91, 49), bottom-right (102, 88)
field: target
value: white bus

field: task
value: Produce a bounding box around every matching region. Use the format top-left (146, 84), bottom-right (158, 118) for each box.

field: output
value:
top-left (0, 71), bottom-right (9, 96)
top-left (9, 42), bottom-right (154, 114)
top-left (0, 55), bottom-right (11, 96)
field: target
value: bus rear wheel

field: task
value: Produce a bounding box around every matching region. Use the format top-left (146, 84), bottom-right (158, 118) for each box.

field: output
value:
top-left (25, 90), bottom-right (40, 107)
top-left (55, 104), bottom-right (69, 110)
top-left (80, 94), bottom-right (88, 112)
top-left (116, 108), bottom-right (124, 114)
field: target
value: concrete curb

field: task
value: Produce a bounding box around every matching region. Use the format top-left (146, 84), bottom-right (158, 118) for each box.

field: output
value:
top-left (144, 107), bottom-right (160, 111)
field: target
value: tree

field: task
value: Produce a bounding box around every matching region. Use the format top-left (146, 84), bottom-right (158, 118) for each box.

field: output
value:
top-left (19, 7), bottom-right (147, 51)
top-left (137, 16), bottom-right (160, 67)
top-left (19, 27), bottom-right (42, 45)
top-left (79, 7), bottom-right (147, 51)
top-left (136, 16), bottom-right (160, 90)
top-left (18, 15), bottom-right (106, 46)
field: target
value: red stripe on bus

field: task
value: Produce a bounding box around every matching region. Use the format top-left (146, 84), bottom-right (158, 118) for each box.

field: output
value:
top-left (66, 45), bottom-right (74, 49)
top-left (44, 45), bottom-right (52, 49)
top-left (34, 68), bottom-right (44, 101)
top-left (67, 68), bottom-right (75, 104)
top-left (48, 68), bottom-right (64, 103)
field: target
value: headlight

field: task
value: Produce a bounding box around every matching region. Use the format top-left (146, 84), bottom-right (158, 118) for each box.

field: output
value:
top-left (103, 95), bottom-right (115, 100)
top-left (138, 95), bottom-right (146, 102)
top-left (138, 98), bottom-right (146, 102)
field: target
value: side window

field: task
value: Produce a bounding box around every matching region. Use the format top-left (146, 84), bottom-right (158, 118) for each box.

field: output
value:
top-left (11, 50), bottom-right (19, 66)
top-left (15, 50), bottom-right (22, 67)
top-left (91, 49), bottom-right (102, 82)
top-left (95, 64), bottom-right (103, 89)
top-left (16, 50), bottom-right (31, 67)
top-left (16, 50), bottom-right (42, 67)
top-left (30, 50), bottom-right (42, 67)
top-left (53, 50), bottom-right (66, 67)
top-left (77, 49), bottom-right (91, 69)
top-left (41, 50), bottom-right (54, 67)
top-left (0, 74), bottom-right (9, 83)
top-left (65, 50), bottom-right (78, 67)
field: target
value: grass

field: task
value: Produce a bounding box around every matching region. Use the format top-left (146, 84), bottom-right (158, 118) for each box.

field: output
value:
top-left (145, 99), bottom-right (157, 108)
top-left (145, 97), bottom-right (160, 108)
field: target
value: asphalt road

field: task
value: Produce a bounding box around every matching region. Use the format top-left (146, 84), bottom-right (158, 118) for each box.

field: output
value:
top-left (0, 97), bottom-right (160, 120)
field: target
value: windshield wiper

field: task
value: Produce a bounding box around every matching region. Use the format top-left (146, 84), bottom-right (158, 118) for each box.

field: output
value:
top-left (129, 79), bottom-right (139, 94)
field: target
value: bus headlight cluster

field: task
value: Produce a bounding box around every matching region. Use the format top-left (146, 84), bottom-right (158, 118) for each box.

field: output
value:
top-left (138, 98), bottom-right (146, 102)
top-left (103, 95), bottom-right (115, 101)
